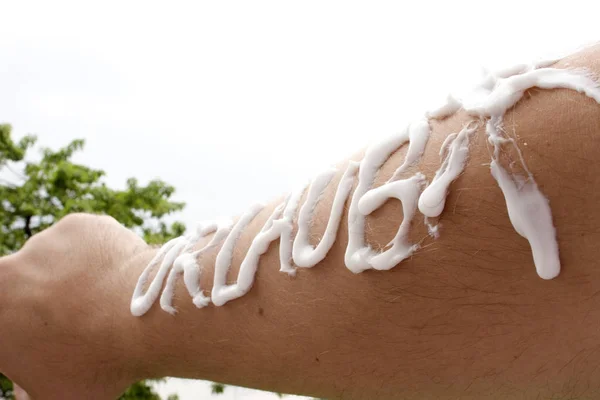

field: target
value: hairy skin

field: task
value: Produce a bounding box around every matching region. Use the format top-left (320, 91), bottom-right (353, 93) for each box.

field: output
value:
top-left (1, 44), bottom-right (600, 400)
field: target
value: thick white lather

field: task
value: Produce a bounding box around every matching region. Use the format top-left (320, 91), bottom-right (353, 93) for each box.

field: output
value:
top-left (132, 59), bottom-right (600, 315)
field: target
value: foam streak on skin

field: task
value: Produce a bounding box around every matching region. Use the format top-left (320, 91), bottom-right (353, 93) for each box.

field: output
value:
top-left (387, 119), bottom-right (431, 183)
top-left (359, 173), bottom-right (427, 270)
top-left (160, 221), bottom-right (233, 313)
top-left (452, 66), bottom-right (600, 280)
top-left (462, 68), bottom-right (600, 117)
top-left (426, 94), bottom-right (461, 119)
top-left (130, 236), bottom-right (187, 317)
top-left (490, 160), bottom-right (560, 279)
top-left (160, 223), bottom-right (216, 314)
top-left (278, 187), bottom-right (306, 275)
top-left (293, 164), bottom-right (358, 268)
top-left (345, 118), bottom-right (430, 273)
top-left (418, 124), bottom-right (476, 218)
top-left (211, 203), bottom-right (264, 306)
top-left (190, 222), bottom-right (234, 307)
top-left (132, 62), bottom-right (600, 316)
top-left (135, 116), bottom-right (430, 311)
top-left (211, 202), bottom-right (288, 306)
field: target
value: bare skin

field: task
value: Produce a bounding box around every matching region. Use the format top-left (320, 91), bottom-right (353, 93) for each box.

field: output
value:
top-left (1, 44), bottom-right (600, 400)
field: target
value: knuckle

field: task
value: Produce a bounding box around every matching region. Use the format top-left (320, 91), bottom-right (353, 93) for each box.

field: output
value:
top-left (59, 212), bottom-right (90, 225)
top-left (57, 212), bottom-right (102, 230)
top-left (100, 214), bottom-right (118, 224)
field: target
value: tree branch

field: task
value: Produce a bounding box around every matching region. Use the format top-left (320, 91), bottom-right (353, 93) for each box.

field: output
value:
top-left (24, 215), bottom-right (32, 238)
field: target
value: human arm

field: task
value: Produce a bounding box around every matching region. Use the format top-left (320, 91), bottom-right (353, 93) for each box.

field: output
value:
top-left (2, 43), bottom-right (600, 400)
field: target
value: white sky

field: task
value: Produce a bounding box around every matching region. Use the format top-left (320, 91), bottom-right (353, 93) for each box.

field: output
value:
top-left (1, 0), bottom-right (598, 398)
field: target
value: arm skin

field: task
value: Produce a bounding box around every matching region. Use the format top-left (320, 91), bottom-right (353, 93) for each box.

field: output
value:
top-left (2, 44), bottom-right (600, 400)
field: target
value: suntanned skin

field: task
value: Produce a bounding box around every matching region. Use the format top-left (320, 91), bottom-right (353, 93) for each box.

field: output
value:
top-left (1, 44), bottom-right (600, 400)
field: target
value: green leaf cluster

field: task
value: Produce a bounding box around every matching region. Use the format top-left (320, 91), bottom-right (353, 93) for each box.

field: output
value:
top-left (0, 124), bottom-right (185, 255)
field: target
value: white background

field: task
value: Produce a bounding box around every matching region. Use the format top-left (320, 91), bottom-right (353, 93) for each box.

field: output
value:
top-left (1, 1), bottom-right (598, 398)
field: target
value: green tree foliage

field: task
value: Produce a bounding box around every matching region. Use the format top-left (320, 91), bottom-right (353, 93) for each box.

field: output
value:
top-left (0, 124), bottom-right (185, 252)
top-left (0, 124), bottom-right (183, 400)
top-left (118, 381), bottom-right (162, 400)
top-left (0, 377), bottom-right (12, 400)
top-left (211, 383), bottom-right (226, 395)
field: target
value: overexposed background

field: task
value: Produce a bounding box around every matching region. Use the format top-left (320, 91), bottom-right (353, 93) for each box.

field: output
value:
top-left (1, 0), bottom-right (598, 398)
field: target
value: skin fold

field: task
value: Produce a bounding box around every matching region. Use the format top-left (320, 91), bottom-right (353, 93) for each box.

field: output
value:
top-left (1, 44), bottom-right (600, 400)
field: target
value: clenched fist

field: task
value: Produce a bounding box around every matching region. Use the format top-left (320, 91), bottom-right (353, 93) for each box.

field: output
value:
top-left (0, 214), bottom-right (156, 400)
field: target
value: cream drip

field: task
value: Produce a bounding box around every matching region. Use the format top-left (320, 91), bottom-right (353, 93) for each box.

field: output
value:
top-left (429, 66), bottom-right (600, 280)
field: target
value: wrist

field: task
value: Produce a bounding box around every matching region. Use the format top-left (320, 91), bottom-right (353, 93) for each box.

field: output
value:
top-left (118, 247), bottom-right (166, 380)
top-left (119, 243), bottom-right (217, 381)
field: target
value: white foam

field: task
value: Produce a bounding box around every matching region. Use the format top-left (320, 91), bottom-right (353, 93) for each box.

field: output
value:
top-left (132, 56), bottom-right (600, 314)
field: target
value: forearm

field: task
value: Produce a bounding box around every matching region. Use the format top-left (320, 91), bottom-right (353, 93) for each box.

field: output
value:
top-left (127, 44), bottom-right (600, 399)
